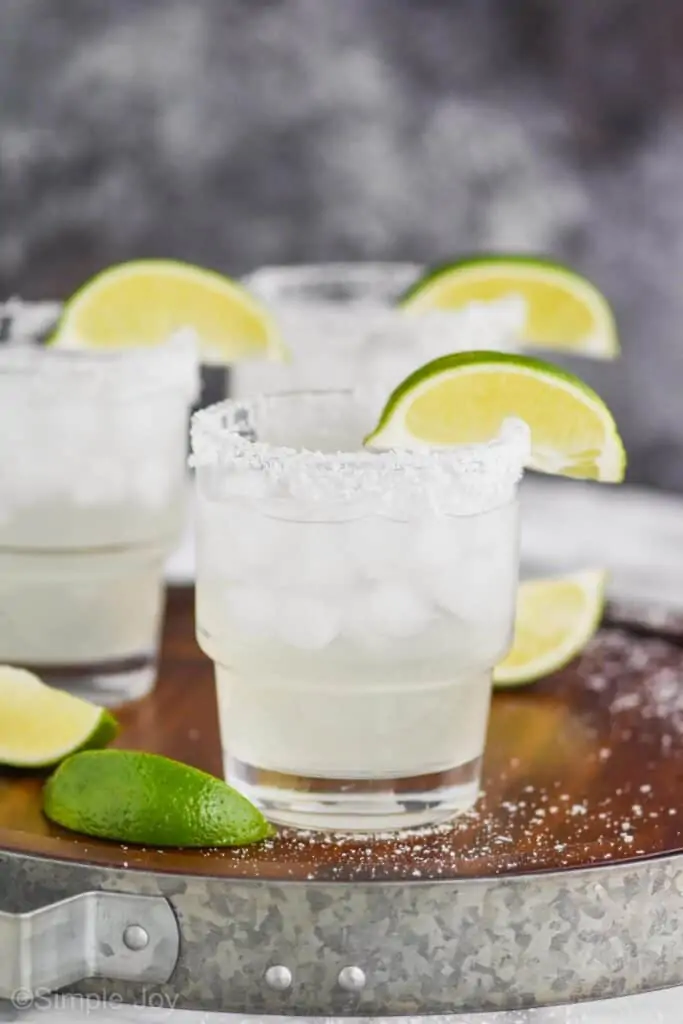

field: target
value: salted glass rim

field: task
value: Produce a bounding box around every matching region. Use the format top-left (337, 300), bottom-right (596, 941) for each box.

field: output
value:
top-left (190, 390), bottom-right (529, 514)
top-left (0, 331), bottom-right (200, 399)
top-left (242, 261), bottom-right (424, 304)
top-left (241, 262), bottom-right (527, 350)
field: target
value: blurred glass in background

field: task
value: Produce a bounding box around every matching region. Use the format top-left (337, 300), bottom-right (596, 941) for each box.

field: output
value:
top-left (1, 0), bottom-right (683, 488)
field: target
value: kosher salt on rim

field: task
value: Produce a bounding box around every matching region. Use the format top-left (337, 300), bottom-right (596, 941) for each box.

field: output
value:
top-left (190, 391), bottom-right (530, 515)
top-left (0, 320), bottom-right (200, 401)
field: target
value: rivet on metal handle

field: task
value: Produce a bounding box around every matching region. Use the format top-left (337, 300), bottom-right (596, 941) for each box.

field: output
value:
top-left (0, 891), bottom-right (179, 999)
top-left (338, 965), bottom-right (366, 992)
top-left (264, 965), bottom-right (293, 991)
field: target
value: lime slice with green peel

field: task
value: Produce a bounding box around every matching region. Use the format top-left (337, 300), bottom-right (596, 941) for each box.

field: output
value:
top-left (52, 259), bottom-right (288, 364)
top-left (494, 569), bottom-right (606, 687)
top-left (401, 256), bottom-right (619, 358)
top-left (365, 351), bottom-right (626, 482)
top-left (43, 749), bottom-right (276, 847)
top-left (0, 666), bottom-right (118, 769)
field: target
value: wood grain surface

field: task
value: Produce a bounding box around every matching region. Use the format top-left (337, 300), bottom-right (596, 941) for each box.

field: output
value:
top-left (1, 587), bottom-right (683, 883)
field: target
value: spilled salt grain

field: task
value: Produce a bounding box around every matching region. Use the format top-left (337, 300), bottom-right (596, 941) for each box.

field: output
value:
top-left (612, 694), bottom-right (641, 712)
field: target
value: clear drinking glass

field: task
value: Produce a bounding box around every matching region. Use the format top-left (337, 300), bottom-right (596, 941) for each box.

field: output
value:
top-left (235, 262), bottom-right (525, 406)
top-left (0, 332), bottom-right (199, 705)
top-left (192, 390), bottom-right (529, 831)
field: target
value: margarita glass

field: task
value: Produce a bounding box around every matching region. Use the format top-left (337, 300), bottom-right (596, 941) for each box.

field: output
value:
top-left (0, 310), bottom-right (199, 705)
top-left (234, 263), bottom-right (525, 405)
top-left (192, 390), bottom-right (529, 831)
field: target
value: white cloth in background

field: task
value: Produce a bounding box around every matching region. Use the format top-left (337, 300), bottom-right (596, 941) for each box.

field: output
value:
top-left (167, 476), bottom-right (683, 612)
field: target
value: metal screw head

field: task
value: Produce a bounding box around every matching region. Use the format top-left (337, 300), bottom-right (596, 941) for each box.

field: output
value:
top-left (337, 965), bottom-right (366, 992)
top-left (123, 924), bottom-right (150, 951)
top-left (264, 965), bottom-right (292, 991)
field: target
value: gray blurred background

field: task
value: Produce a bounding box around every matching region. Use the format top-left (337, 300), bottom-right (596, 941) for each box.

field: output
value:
top-left (1, 0), bottom-right (682, 490)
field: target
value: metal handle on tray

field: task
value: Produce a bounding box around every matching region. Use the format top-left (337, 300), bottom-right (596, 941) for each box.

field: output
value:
top-left (0, 891), bottom-right (179, 998)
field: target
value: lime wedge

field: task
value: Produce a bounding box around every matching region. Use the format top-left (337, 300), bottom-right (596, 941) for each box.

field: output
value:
top-left (43, 749), bottom-right (276, 847)
top-left (0, 666), bottom-right (118, 769)
top-left (495, 569), bottom-right (606, 686)
top-left (401, 256), bottom-right (619, 358)
top-left (51, 259), bottom-right (288, 364)
top-left (365, 351), bottom-right (626, 482)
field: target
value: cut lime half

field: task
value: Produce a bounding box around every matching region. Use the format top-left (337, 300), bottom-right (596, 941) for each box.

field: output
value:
top-left (495, 569), bottom-right (607, 686)
top-left (401, 256), bottom-right (619, 358)
top-left (0, 666), bottom-right (118, 769)
top-left (365, 351), bottom-right (625, 483)
top-left (51, 259), bottom-right (289, 364)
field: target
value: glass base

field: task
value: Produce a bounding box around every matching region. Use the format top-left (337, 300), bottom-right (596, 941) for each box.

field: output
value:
top-left (21, 655), bottom-right (157, 707)
top-left (226, 754), bottom-right (482, 832)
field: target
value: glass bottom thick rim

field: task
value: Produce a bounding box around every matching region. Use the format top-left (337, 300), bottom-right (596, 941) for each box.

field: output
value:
top-left (227, 754), bottom-right (482, 832)
top-left (15, 657), bottom-right (157, 707)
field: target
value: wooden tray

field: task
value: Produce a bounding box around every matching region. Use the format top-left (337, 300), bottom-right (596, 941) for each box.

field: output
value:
top-left (3, 587), bottom-right (683, 1016)
top-left (2, 588), bottom-right (683, 882)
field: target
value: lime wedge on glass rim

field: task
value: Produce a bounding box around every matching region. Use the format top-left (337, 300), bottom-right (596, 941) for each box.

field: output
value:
top-left (51, 259), bottom-right (289, 364)
top-left (401, 255), bottom-right (619, 359)
top-left (43, 749), bottom-right (275, 847)
top-left (0, 666), bottom-right (118, 769)
top-left (494, 569), bottom-right (607, 687)
top-left (365, 350), bottom-right (626, 482)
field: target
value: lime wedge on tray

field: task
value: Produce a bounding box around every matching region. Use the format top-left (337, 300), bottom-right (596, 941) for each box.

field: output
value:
top-left (495, 569), bottom-right (607, 686)
top-left (365, 351), bottom-right (626, 482)
top-left (51, 259), bottom-right (288, 364)
top-left (401, 256), bottom-right (619, 358)
top-left (43, 749), bottom-right (276, 847)
top-left (0, 666), bottom-right (118, 769)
